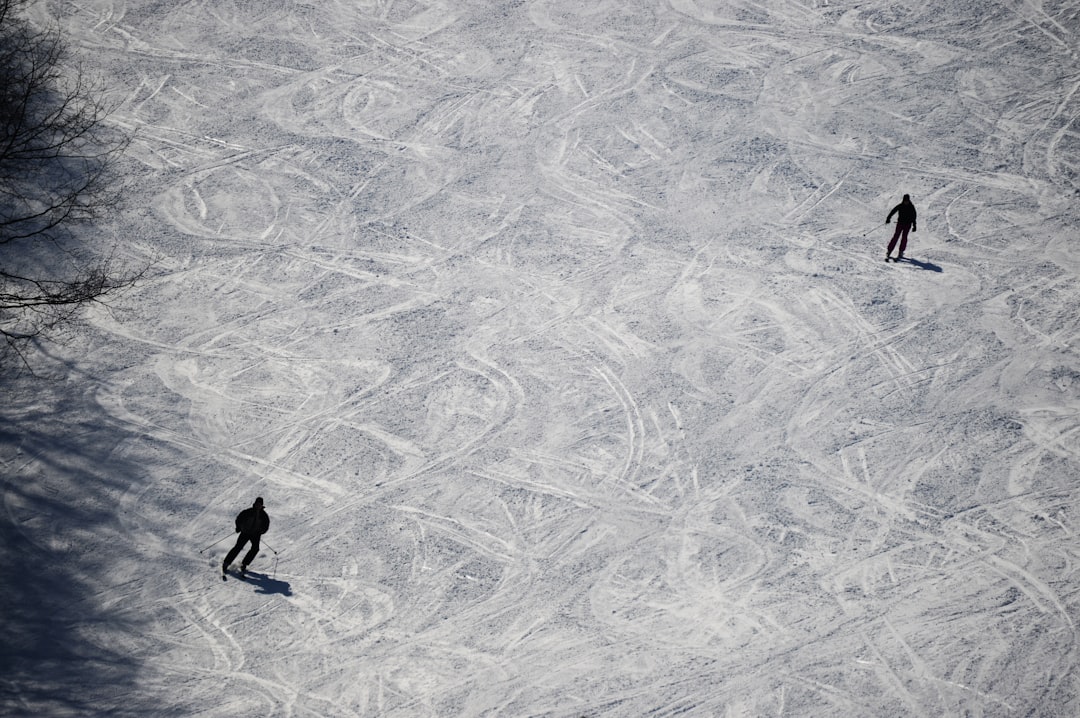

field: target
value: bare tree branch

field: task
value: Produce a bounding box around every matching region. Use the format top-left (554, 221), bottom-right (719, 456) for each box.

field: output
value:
top-left (0, 0), bottom-right (135, 364)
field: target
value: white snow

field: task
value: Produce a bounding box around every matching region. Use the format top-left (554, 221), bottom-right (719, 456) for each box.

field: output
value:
top-left (3, 0), bottom-right (1080, 715)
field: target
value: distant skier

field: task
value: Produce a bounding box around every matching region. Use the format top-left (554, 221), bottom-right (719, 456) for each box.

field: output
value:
top-left (222, 497), bottom-right (269, 575)
top-left (885, 194), bottom-right (917, 261)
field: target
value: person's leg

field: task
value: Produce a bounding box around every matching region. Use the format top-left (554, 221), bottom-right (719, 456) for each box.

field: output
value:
top-left (242, 536), bottom-right (261, 569)
top-left (223, 535), bottom-right (248, 568)
top-left (897, 224), bottom-right (910, 256)
top-left (887, 225), bottom-right (903, 256)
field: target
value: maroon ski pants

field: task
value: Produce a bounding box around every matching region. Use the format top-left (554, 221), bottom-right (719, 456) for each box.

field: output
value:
top-left (887, 222), bottom-right (911, 257)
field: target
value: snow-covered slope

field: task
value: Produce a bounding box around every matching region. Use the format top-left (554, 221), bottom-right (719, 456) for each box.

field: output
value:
top-left (3, 0), bottom-right (1080, 715)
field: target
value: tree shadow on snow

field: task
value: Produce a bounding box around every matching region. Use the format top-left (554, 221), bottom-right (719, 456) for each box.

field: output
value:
top-left (0, 358), bottom-right (204, 716)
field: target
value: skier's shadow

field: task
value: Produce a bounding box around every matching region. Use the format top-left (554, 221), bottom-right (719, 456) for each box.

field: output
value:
top-left (243, 571), bottom-right (293, 596)
top-left (898, 257), bottom-right (943, 272)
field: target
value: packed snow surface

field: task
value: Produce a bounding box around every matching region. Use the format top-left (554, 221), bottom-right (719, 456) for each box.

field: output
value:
top-left (4, 0), bottom-right (1080, 715)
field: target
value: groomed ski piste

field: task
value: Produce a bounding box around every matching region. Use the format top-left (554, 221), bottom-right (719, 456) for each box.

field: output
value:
top-left (3, 0), bottom-right (1080, 715)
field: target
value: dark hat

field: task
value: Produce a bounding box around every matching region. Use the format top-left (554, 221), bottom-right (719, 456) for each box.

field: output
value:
top-left (254, 497), bottom-right (264, 506)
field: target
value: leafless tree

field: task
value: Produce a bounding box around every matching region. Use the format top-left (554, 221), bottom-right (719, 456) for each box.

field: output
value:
top-left (0, 0), bottom-right (134, 362)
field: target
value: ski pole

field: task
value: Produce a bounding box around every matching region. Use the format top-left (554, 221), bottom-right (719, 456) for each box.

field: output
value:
top-left (262, 541), bottom-right (279, 556)
top-left (198, 532), bottom-right (234, 554)
top-left (862, 222), bottom-right (886, 237)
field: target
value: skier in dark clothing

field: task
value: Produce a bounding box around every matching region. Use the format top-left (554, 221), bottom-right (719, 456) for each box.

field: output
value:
top-left (223, 497), bottom-right (269, 575)
top-left (885, 194), bottom-right (917, 261)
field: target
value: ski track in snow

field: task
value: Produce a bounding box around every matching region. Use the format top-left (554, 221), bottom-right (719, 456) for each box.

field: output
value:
top-left (4, 0), bottom-right (1080, 715)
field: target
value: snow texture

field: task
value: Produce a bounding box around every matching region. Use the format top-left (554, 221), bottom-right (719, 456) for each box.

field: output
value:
top-left (3, 0), bottom-right (1080, 715)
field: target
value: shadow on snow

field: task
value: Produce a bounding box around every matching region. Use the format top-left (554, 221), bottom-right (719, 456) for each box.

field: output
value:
top-left (0, 358), bottom-right (202, 716)
top-left (237, 571), bottom-right (293, 596)
top-left (898, 256), bottom-right (943, 272)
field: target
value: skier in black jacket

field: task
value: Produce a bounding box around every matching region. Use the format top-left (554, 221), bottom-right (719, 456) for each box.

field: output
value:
top-left (223, 497), bottom-right (270, 575)
top-left (885, 194), bottom-right (917, 261)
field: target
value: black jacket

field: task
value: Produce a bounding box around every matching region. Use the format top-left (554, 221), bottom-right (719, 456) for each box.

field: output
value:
top-left (887, 200), bottom-right (917, 228)
top-left (235, 506), bottom-right (270, 536)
